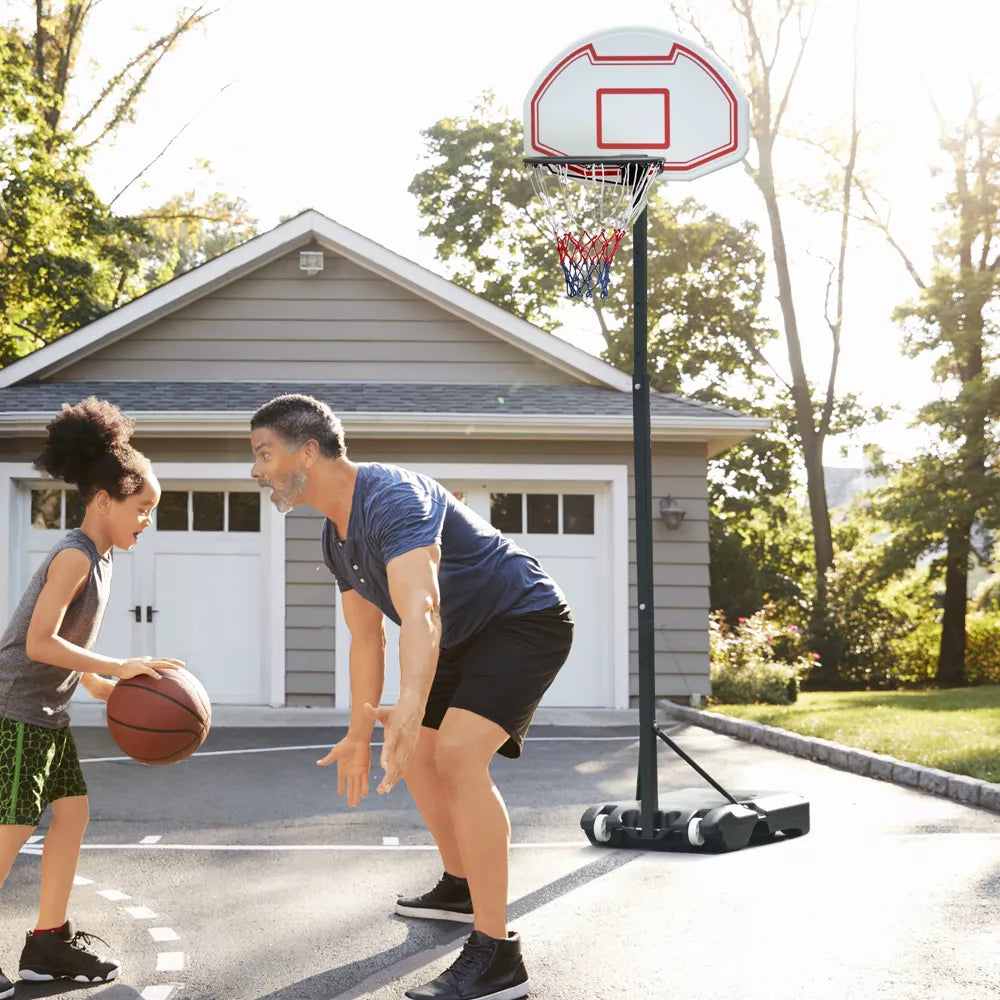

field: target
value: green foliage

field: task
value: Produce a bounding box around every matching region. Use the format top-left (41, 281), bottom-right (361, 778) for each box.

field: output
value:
top-left (408, 94), bottom-right (562, 327)
top-left (709, 492), bottom-right (814, 623)
top-left (127, 186), bottom-right (258, 294)
top-left (879, 98), bottom-right (1000, 684)
top-left (821, 500), bottom-right (940, 689)
top-left (972, 574), bottom-right (1000, 611)
top-left (708, 607), bottom-right (813, 704)
top-left (965, 613), bottom-right (1000, 685)
top-left (0, 26), bottom-right (142, 364)
top-left (0, 11), bottom-right (256, 370)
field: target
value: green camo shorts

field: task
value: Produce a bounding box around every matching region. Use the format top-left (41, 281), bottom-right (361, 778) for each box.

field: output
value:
top-left (0, 716), bottom-right (87, 826)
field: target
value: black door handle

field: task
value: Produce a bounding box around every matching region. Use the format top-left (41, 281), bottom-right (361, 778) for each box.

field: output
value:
top-left (130, 605), bottom-right (141, 622)
top-left (146, 606), bottom-right (158, 623)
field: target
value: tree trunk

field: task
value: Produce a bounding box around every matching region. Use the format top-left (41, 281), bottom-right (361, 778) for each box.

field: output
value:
top-left (937, 523), bottom-right (970, 686)
top-left (754, 142), bottom-right (836, 676)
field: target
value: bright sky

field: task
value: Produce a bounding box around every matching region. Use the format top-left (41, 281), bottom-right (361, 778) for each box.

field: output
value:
top-left (5, 0), bottom-right (999, 464)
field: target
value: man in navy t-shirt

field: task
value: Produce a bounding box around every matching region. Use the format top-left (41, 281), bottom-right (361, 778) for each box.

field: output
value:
top-left (250, 394), bottom-right (572, 1000)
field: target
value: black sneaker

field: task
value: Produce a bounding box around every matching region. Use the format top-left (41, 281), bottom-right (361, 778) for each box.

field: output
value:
top-left (0, 966), bottom-right (13, 999)
top-left (18, 921), bottom-right (121, 983)
top-left (405, 930), bottom-right (529, 1000)
top-left (396, 871), bottom-right (475, 922)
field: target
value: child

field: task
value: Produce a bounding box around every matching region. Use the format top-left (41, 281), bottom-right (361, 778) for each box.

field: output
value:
top-left (0, 398), bottom-right (182, 995)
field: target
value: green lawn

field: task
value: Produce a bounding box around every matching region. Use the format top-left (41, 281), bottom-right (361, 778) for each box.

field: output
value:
top-left (708, 686), bottom-right (1000, 783)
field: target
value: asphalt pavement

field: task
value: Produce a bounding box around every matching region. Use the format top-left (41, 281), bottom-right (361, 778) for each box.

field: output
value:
top-left (1, 721), bottom-right (997, 1000)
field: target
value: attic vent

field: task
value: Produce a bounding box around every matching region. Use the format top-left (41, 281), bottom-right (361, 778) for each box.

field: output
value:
top-left (299, 251), bottom-right (324, 276)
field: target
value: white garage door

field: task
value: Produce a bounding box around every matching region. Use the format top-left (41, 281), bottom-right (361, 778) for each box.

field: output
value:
top-left (336, 479), bottom-right (615, 708)
top-left (21, 482), bottom-right (269, 705)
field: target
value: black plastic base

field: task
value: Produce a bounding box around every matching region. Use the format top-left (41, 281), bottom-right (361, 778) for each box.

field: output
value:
top-left (581, 788), bottom-right (810, 853)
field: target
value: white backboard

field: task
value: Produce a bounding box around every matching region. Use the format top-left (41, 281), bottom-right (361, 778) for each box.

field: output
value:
top-left (524, 26), bottom-right (750, 181)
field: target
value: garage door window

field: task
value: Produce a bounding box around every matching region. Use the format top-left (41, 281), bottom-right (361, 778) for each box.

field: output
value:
top-left (156, 490), bottom-right (260, 532)
top-left (490, 492), bottom-right (595, 535)
top-left (30, 488), bottom-right (85, 530)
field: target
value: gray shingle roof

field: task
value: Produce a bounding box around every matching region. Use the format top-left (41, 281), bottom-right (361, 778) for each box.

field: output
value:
top-left (0, 381), bottom-right (750, 421)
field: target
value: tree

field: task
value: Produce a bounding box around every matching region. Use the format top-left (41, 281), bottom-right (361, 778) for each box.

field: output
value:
top-left (669, 0), bottom-right (867, 679)
top-left (0, 4), bottom-right (256, 367)
top-left (0, 26), bottom-right (141, 365)
top-left (863, 88), bottom-right (1000, 685)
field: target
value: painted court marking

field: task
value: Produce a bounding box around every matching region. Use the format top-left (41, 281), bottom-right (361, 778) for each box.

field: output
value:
top-left (97, 888), bottom-right (131, 901)
top-left (126, 906), bottom-right (159, 919)
top-left (141, 985), bottom-right (183, 1000)
top-left (156, 952), bottom-right (185, 972)
top-left (79, 734), bottom-right (637, 765)
top-left (150, 927), bottom-right (181, 942)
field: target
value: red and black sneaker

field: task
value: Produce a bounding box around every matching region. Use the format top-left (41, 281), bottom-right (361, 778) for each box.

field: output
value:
top-left (18, 921), bottom-right (120, 983)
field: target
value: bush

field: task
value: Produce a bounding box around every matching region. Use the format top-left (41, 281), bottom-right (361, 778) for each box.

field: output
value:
top-left (709, 607), bottom-right (812, 704)
top-left (710, 659), bottom-right (800, 705)
top-left (965, 612), bottom-right (1000, 685)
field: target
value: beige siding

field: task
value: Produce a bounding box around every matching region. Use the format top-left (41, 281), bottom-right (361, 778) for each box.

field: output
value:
top-left (56, 249), bottom-right (580, 385)
top-left (284, 506), bottom-right (337, 707)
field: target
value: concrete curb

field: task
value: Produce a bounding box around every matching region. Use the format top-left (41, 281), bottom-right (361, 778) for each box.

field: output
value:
top-left (658, 700), bottom-right (1000, 814)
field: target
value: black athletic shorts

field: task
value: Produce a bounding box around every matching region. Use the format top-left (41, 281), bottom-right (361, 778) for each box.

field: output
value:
top-left (422, 602), bottom-right (574, 759)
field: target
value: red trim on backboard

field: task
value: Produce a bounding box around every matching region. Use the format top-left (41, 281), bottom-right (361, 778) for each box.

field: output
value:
top-left (595, 88), bottom-right (670, 149)
top-left (528, 41), bottom-right (740, 171)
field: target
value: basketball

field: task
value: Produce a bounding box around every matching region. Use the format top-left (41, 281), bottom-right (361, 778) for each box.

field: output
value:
top-left (107, 667), bottom-right (212, 765)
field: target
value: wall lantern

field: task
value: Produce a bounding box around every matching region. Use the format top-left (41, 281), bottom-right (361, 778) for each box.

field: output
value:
top-left (658, 495), bottom-right (686, 531)
top-left (299, 251), bottom-right (324, 276)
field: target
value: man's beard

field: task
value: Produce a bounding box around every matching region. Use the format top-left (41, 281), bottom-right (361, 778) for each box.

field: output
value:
top-left (263, 470), bottom-right (307, 514)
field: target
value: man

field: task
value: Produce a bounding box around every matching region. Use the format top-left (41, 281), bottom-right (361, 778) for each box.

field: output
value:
top-left (249, 394), bottom-right (573, 1000)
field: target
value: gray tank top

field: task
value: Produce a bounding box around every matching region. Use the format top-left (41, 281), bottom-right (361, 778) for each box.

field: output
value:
top-left (0, 529), bottom-right (113, 728)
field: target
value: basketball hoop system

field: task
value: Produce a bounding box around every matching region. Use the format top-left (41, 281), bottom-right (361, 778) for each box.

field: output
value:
top-left (524, 157), bottom-right (663, 298)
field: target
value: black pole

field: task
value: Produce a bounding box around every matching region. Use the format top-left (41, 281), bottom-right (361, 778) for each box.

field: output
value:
top-left (631, 205), bottom-right (657, 837)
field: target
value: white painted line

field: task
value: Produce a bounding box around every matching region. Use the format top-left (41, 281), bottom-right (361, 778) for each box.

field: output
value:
top-left (79, 735), bottom-right (637, 764)
top-left (78, 841), bottom-right (584, 853)
top-left (156, 952), bottom-right (185, 973)
top-left (97, 889), bottom-right (130, 901)
top-left (124, 906), bottom-right (158, 919)
top-left (73, 875), bottom-right (94, 885)
top-left (140, 835), bottom-right (162, 844)
top-left (27, 835), bottom-right (43, 844)
top-left (382, 836), bottom-right (400, 846)
top-left (149, 927), bottom-right (180, 942)
top-left (141, 985), bottom-right (183, 1000)
top-left (18, 846), bottom-right (41, 856)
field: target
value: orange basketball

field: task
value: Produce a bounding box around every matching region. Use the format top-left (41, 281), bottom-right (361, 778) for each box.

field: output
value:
top-left (107, 667), bottom-right (211, 765)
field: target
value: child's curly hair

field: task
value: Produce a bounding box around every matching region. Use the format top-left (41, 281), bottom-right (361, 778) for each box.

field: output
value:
top-left (33, 398), bottom-right (153, 502)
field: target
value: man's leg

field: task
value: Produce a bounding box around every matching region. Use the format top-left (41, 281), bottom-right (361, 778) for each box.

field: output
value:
top-left (434, 707), bottom-right (510, 940)
top-left (402, 725), bottom-right (466, 877)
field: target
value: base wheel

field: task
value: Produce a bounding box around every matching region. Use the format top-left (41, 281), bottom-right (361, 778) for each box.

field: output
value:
top-left (592, 813), bottom-right (612, 843)
top-left (687, 816), bottom-right (705, 847)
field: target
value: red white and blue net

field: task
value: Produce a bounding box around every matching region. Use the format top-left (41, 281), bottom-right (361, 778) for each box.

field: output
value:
top-left (526, 160), bottom-right (662, 299)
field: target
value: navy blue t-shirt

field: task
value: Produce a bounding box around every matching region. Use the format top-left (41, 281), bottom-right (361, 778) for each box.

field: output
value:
top-left (321, 463), bottom-right (564, 648)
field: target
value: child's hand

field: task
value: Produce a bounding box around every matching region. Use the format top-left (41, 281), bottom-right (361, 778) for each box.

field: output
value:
top-left (115, 657), bottom-right (185, 680)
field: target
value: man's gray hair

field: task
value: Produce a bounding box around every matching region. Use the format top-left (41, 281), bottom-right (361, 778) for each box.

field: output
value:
top-left (250, 394), bottom-right (346, 458)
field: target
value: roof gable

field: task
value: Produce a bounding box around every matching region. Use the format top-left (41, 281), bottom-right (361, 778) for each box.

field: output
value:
top-left (0, 211), bottom-right (631, 391)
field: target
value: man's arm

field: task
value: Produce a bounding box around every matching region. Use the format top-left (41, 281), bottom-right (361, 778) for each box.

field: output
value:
top-left (367, 544), bottom-right (442, 792)
top-left (386, 544), bottom-right (442, 714)
top-left (316, 588), bottom-right (386, 807)
top-left (342, 588), bottom-right (387, 739)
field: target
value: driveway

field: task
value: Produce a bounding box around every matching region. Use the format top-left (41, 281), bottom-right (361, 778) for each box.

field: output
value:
top-left (3, 720), bottom-right (997, 1000)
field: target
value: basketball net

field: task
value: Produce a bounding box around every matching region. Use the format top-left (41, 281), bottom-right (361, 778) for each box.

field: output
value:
top-left (526, 160), bottom-right (662, 299)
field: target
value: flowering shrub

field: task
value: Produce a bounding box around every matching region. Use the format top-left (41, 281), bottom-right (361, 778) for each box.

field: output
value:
top-left (709, 606), bottom-right (815, 705)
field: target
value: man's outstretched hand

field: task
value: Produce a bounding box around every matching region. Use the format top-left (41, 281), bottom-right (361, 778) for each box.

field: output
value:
top-left (364, 700), bottom-right (423, 795)
top-left (317, 734), bottom-right (371, 807)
